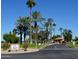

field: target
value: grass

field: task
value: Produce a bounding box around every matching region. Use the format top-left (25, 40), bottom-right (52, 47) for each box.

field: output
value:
top-left (20, 40), bottom-right (53, 49)
top-left (28, 44), bottom-right (42, 48)
top-left (67, 41), bottom-right (78, 48)
top-left (20, 43), bottom-right (43, 49)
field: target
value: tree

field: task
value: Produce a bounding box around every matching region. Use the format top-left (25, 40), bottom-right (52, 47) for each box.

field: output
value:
top-left (52, 35), bottom-right (61, 40)
top-left (44, 18), bottom-right (55, 40)
top-left (63, 29), bottom-right (72, 42)
top-left (15, 22), bottom-right (23, 44)
top-left (15, 17), bottom-right (29, 44)
top-left (38, 31), bottom-right (49, 43)
top-left (74, 36), bottom-right (78, 44)
top-left (59, 27), bottom-right (63, 37)
top-left (74, 36), bottom-right (78, 41)
top-left (32, 11), bottom-right (41, 45)
top-left (3, 32), bottom-right (19, 43)
top-left (53, 23), bottom-right (56, 36)
top-left (26, 0), bottom-right (36, 44)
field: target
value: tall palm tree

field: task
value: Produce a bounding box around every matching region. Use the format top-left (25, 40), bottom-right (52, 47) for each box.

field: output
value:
top-left (59, 27), bottom-right (63, 37)
top-left (16, 23), bottom-right (23, 44)
top-left (22, 17), bottom-right (30, 43)
top-left (15, 17), bottom-right (29, 44)
top-left (32, 11), bottom-right (40, 28)
top-left (53, 23), bottom-right (56, 36)
top-left (32, 11), bottom-right (40, 46)
top-left (45, 18), bottom-right (54, 40)
top-left (26, 0), bottom-right (36, 44)
top-left (13, 28), bottom-right (17, 36)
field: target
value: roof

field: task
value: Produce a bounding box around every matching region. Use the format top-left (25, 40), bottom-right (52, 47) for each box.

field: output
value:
top-left (54, 37), bottom-right (64, 40)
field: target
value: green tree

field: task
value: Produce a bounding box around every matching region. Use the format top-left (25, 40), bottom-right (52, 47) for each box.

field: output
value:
top-left (13, 28), bottom-right (17, 36)
top-left (53, 23), bottom-right (56, 36)
top-left (74, 36), bottom-right (78, 44)
top-left (3, 32), bottom-right (19, 43)
top-left (32, 11), bottom-right (40, 45)
top-left (38, 31), bottom-right (49, 43)
top-left (16, 23), bottom-right (23, 44)
top-left (15, 17), bottom-right (29, 44)
top-left (52, 35), bottom-right (61, 40)
top-left (74, 36), bottom-right (78, 41)
top-left (26, 0), bottom-right (36, 44)
top-left (59, 27), bottom-right (63, 37)
top-left (63, 29), bottom-right (72, 42)
top-left (45, 18), bottom-right (55, 40)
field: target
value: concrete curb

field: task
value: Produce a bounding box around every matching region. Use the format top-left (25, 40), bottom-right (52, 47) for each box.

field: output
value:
top-left (2, 48), bottom-right (77, 54)
top-left (1, 49), bottom-right (39, 54)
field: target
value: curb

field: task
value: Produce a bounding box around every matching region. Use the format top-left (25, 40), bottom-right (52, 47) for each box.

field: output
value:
top-left (1, 49), bottom-right (39, 54)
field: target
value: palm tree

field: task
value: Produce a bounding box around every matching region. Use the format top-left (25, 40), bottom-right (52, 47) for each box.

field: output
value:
top-left (15, 17), bottom-right (29, 44)
top-left (13, 28), bottom-right (17, 36)
top-left (53, 23), bottom-right (56, 36)
top-left (59, 27), bottom-right (63, 37)
top-left (16, 23), bottom-right (23, 44)
top-left (26, 0), bottom-right (36, 44)
top-left (32, 11), bottom-right (40, 47)
top-left (22, 17), bottom-right (30, 43)
top-left (63, 29), bottom-right (72, 42)
top-left (32, 11), bottom-right (40, 27)
top-left (45, 18), bottom-right (55, 40)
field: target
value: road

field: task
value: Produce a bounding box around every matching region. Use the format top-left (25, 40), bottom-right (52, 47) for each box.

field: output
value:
top-left (1, 44), bottom-right (78, 59)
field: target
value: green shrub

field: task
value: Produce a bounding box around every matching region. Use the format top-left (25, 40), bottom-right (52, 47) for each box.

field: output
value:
top-left (28, 43), bottom-right (42, 48)
top-left (22, 43), bottom-right (28, 51)
top-left (2, 43), bottom-right (10, 50)
top-left (68, 42), bottom-right (76, 48)
top-left (28, 44), bottom-right (36, 48)
top-left (3, 33), bottom-right (19, 43)
top-left (20, 43), bottom-right (42, 49)
top-left (20, 44), bottom-right (23, 48)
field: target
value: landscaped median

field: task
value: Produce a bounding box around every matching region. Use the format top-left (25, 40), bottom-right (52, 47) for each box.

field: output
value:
top-left (1, 42), bottom-right (50, 54)
top-left (1, 48), bottom-right (39, 54)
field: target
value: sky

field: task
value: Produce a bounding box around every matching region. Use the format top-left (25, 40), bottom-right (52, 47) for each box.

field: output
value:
top-left (1, 0), bottom-right (78, 41)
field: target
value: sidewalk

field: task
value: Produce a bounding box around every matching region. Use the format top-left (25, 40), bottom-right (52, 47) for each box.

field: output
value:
top-left (1, 48), bottom-right (39, 54)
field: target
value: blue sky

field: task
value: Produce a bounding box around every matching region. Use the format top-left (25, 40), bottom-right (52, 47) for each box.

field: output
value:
top-left (1, 0), bottom-right (78, 40)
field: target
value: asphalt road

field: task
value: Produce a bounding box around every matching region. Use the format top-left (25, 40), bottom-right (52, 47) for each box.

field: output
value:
top-left (1, 44), bottom-right (78, 59)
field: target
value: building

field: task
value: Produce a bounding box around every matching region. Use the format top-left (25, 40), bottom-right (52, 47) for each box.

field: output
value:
top-left (53, 37), bottom-right (65, 44)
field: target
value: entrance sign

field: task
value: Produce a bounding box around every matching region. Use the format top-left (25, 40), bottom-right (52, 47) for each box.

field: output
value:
top-left (10, 44), bottom-right (19, 51)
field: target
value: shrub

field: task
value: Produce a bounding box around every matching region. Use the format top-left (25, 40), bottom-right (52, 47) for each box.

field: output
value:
top-left (68, 42), bottom-right (76, 48)
top-left (2, 43), bottom-right (10, 50)
top-left (8, 49), bottom-right (11, 52)
top-left (22, 43), bottom-right (28, 51)
top-left (28, 43), bottom-right (42, 48)
top-left (3, 33), bottom-right (19, 43)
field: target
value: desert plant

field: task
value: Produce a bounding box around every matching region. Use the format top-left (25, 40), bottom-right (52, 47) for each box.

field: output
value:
top-left (2, 42), bottom-right (10, 50)
top-left (22, 43), bottom-right (28, 51)
top-left (8, 49), bottom-right (11, 52)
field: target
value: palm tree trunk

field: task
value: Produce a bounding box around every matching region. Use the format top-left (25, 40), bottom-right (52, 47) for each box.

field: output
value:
top-left (61, 31), bottom-right (63, 38)
top-left (24, 32), bottom-right (26, 43)
top-left (53, 28), bottom-right (55, 36)
top-left (29, 7), bottom-right (32, 44)
top-left (20, 32), bottom-right (22, 44)
top-left (35, 29), bottom-right (38, 48)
